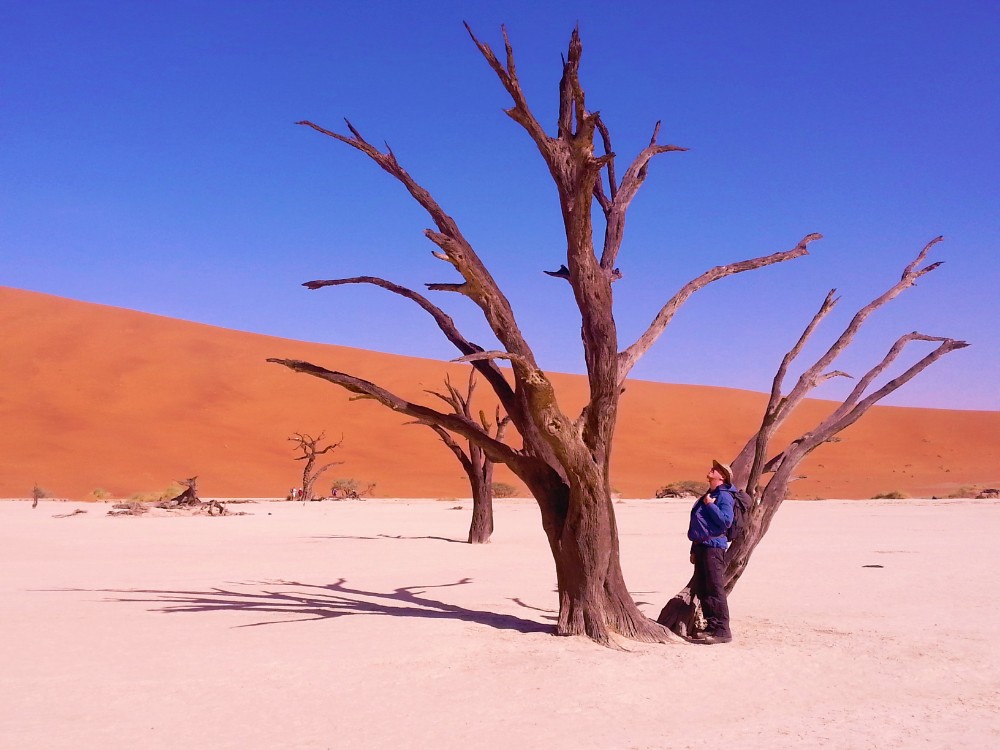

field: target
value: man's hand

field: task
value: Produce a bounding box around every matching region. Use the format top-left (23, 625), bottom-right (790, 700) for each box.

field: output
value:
top-left (703, 494), bottom-right (715, 504)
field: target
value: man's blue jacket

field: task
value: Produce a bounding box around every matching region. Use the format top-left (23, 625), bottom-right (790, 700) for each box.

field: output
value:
top-left (687, 483), bottom-right (736, 549)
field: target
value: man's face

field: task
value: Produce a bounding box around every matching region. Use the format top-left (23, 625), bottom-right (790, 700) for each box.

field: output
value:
top-left (707, 466), bottom-right (722, 482)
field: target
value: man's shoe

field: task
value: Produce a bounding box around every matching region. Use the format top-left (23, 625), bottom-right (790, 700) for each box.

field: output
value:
top-left (697, 633), bottom-right (733, 645)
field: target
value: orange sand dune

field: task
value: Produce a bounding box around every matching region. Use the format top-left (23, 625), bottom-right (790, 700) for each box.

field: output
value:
top-left (2, 286), bottom-right (997, 499)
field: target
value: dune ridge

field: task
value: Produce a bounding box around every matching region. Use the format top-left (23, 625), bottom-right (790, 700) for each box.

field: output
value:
top-left (2, 286), bottom-right (997, 499)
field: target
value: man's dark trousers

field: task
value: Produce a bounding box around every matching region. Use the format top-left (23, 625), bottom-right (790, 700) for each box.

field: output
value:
top-left (693, 544), bottom-right (731, 637)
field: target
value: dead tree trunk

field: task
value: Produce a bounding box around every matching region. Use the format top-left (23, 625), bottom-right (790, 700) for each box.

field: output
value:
top-left (658, 241), bottom-right (967, 636)
top-left (467, 453), bottom-right (494, 544)
top-left (422, 371), bottom-right (510, 544)
top-left (288, 432), bottom-right (343, 501)
top-left (268, 27), bottom-right (959, 646)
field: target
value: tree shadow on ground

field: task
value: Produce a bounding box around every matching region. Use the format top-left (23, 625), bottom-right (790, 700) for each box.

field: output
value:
top-left (53, 578), bottom-right (552, 633)
top-left (308, 534), bottom-right (465, 543)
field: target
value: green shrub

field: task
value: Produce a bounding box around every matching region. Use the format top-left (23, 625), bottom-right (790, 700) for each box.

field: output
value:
top-left (871, 490), bottom-right (908, 500)
top-left (491, 482), bottom-right (518, 498)
top-left (86, 488), bottom-right (113, 501)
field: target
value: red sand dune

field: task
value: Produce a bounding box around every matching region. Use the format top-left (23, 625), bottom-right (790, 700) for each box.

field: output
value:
top-left (2, 286), bottom-right (997, 499)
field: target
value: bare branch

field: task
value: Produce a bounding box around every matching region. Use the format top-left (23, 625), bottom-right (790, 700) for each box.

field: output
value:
top-left (753, 335), bottom-right (967, 507)
top-left (736, 240), bottom-right (951, 491)
top-left (618, 233), bottom-right (822, 382)
top-left (496, 409), bottom-right (512, 441)
top-left (423, 388), bottom-right (457, 410)
top-left (425, 282), bottom-right (470, 294)
top-left (300, 275), bottom-right (518, 417)
top-left (268, 358), bottom-right (524, 468)
top-left (453, 351), bottom-right (533, 370)
top-left (427, 423), bottom-right (473, 474)
top-left (785, 237), bottom-right (947, 403)
top-left (312, 461), bottom-right (343, 479)
top-left (813, 334), bottom-right (968, 438)
top-left (817, 370), bottom-right (852, 384)
top-left (594, 113), bottom-right (617, 201)
top-left (759, 238), bottom-right (948, 440)
top-left (295, 120), bottom-right (538, 373)
top-left (599, 121), bottom-right (687, 272)
top-left (771, 290), bottom-right (839, 401)
top-left (464, 23), bottom-right (553, 152)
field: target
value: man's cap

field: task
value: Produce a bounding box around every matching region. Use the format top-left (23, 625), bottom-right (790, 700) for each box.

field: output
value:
top-left (712, 459), bottom-right (734, 485)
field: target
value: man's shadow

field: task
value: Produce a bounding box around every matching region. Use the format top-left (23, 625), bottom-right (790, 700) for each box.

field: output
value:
top-left (60, 578), bottom-right (554, 633)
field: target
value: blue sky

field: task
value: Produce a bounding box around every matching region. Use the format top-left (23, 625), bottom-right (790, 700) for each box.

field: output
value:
top-left (3, 1), bottom-right (997, 410)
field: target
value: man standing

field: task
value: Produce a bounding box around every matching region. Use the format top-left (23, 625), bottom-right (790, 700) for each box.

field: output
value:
top-left (687, 459), bottom-right (736, 644)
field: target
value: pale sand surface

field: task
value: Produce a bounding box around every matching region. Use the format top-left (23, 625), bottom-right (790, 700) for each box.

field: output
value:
top-left (1, 498), bottom-right (998, 749)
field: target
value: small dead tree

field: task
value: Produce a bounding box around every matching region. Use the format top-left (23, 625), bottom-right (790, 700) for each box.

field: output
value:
top-left (158, 476), bottom-right (200, 507)
top-left (269, 27), bottom-right (964, 646)
top-left (419, 370), bottom-right (511, 544)
top-left (289, 432), bottom-right (343, 501)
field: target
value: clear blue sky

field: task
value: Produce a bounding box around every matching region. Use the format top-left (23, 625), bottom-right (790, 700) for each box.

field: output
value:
top-left (3, 1), bottom-right (997, 410)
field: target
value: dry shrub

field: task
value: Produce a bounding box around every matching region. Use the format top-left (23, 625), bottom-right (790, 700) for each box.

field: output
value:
top-left (872, 490), bottom-right (909, 500)
top-left (946, 485), bottom-right (979, 499)
top-left (491, 482), bottom-right (518, 498)
top-left (330, 478), bottom-right (376, 498)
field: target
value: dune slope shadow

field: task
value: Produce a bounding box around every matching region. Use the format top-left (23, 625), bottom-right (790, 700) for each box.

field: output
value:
top-left (61, 578), bottom-right (553, 633)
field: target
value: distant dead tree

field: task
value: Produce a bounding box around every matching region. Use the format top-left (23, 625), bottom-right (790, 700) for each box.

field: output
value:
top-left (129, 477), bottom-right (229, 515)
top-left (159, 476), bottom-right (200, 507)
top-left (419, 370), bottom-right (510, 544)
top-left (289, 432), bottom-right (343, 501)
top-left (269, 27), bottom-right (966, 646)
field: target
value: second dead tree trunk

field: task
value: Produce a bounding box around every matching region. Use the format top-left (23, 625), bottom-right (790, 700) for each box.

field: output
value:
top-left (421, 371), bottom-right (510, 544)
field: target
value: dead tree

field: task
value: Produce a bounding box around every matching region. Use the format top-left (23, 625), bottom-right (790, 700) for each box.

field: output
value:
top-left (657, 239), bottom-right (968, 636)
top-left (269, 27), bottom-right (962, 647)
top-left (289, 432), bottom-right (343, 501)
top-left (420, 370), bottom-right (511, 544)
top-left (158, 476), bottom-right (200, 507)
